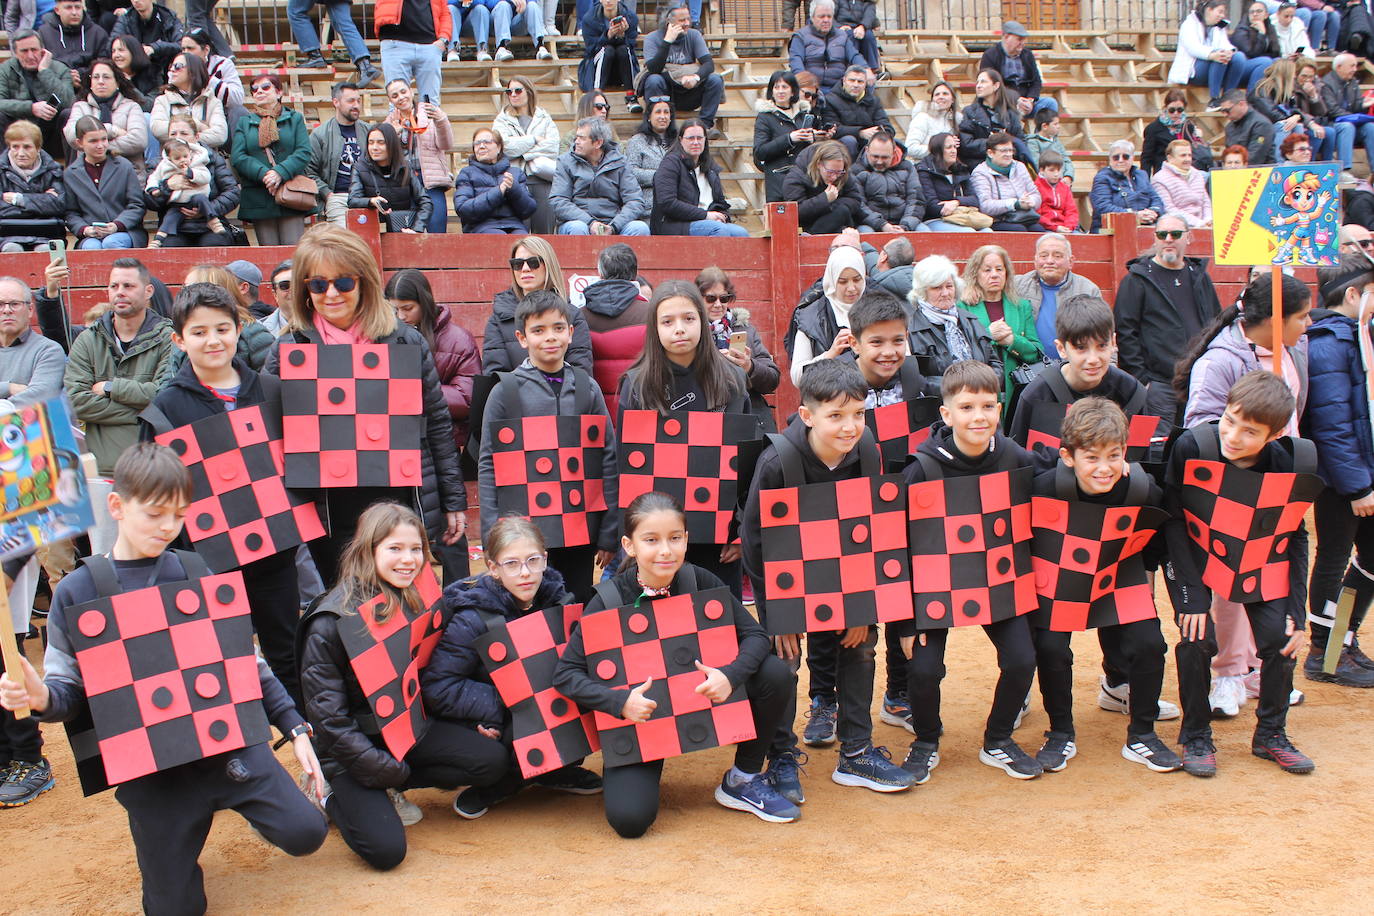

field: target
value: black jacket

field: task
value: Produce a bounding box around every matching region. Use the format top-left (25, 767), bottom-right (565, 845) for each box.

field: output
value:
top-left (1141, 118), bottom-right (1213, 174)
top-left (453, 156), bottom-right (537, 234)
top-left (852, 152), bottom-right (924, 230)
top-left (978, 42), bottom-right (1043, 100)
top-left (819, 86), bottom-right (893, 143)
top-left (0, 149), bottom-right (66, 244)
top-left (138, 356), bottom-right (277, 436)
top-left (780, 158), bottom-right (864, 232)
top-left (480, 287), bottom-right (594, 375)
top-left (348, 159), bottom-right (432, 233)
top-left (1114, 254), bottom-right (1222, 392)
top-left (906, 301), bottom-right (1001, 387)
top-left (915, 153), bottom-right (978, 218)
top-left (651, 151), bottom-right (730, 235)
top-left (110, 2), bottom-right (181, 68)
top-left (1007, 362), bottom-right (1146, 446)
top-left (752, 101), bottom-right (812, 202)
top-left (617, 359), bottom-right (752, 426)
top-left (1230, 22), bottom-right (1281, 59)
top-left (959, 100), bottom-right (1025, 163)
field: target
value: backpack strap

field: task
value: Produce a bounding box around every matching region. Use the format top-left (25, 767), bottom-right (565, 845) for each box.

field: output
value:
top-left (1052, 460), bottom-right (1079, 500)
top-left (139, 404), bottom-right (173, 437)
top-left (1288, 436), bottom-right (1319, 475)
top-left (592, 578), bottom-right (622, 612)
top-left (1122, 381), bottom-right (1149, 417)
top-left (570, 366), bottom-right (596, 417)
top-left (171, 549), bottom-right (211, 580)
top-left (765, 432), bottom-right (806, 489)
top-left (897, 359), bottom-right (927, 399)
top-left (1192, 422), bottom-right (1222, 461)
top-left (914, 451), bottom-right (943, 481)
top-left (1041, 362), bottom-right (1076, 404)
top-left (857, 427), bottom-right (882, 477)
top-left (78, 555), bottom-right (123, 598)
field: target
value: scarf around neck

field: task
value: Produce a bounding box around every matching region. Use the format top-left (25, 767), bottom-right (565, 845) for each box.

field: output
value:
top-left (252, 100), bottom-right (282, 148)
top-left (311, 311), bottom-right (368, 345)
top-left (920, 300), bottom-right (972, 363)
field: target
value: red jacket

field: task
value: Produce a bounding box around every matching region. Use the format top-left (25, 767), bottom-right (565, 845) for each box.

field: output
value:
top-left (373, 0), bottom-right (452, 41)
top-left (1035, 176), bottom-right (1078, 233)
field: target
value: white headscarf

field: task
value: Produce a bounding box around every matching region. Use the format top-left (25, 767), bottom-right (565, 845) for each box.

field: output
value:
top-left (821, 245), bottom-right (867, 324)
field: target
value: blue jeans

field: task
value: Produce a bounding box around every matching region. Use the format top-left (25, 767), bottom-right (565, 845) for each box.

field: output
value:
top-left (1032, 97), bottom-right (1059, 116)
top-left (380, 40), bottom-right (444, 104)
top-left (1277, 119), bottom-right (1351, 168)
top-left (686, 219), bottom-right (749, 236)
top-left (1190, 53), bottom-right (1252, 98)
top-left (558, 219), bottom-right (649, 235)
top-left (288, 0), bottom-right (370, 61)
top-left (77, 232), bottom-right (134, 249)
top-left (846, 27), bottom-right (879, 70)
top-left (923, 219), bottom-right (988, 232)
top-left (1301, 9), bottom-right (1340, 50)
top-left (492, 0), bottom-right (544, 43)
top-left (448, 1), bottom-right (492, 48)
top-left (426, 187), bottom-right (449, 232)
top-left (642, 72), bottom-right (724, 124)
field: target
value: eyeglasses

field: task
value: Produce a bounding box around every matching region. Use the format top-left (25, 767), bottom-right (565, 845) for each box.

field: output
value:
top-left (1165, 106), bottom-right (1185, 114)
top-left (682, 133), bottom-right (706, 143)
top-left (1154, 229), bottom-right (1186, 240)
top-left (510, 256), bottom-right (543, 271)
top-left (1292, 146), bottom-right (1311, 154)
top-left (1110, 153), bottom-right (1132, 161)
top-left (504, 86), bottom-right (525, 95)
top-left (274, 280), bottom-right (291, 292)
top-left (473, 137), bottom-right (496, 146)
top-left (494, 554), bottom-right (547, 575)
top-left (703, 293), bottom-right (735, 304)
top-left (304, 275), bottom-right (357, 294)
top-left (0, 300), bottom-right (28, 313)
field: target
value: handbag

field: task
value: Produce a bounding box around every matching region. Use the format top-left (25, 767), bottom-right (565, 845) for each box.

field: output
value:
top-left (264, 146), bottom-right (318, 211)
top-left (1000, 208), bottom-right (1040, 226)
top-left (942, 205), bottom-right (994, 229)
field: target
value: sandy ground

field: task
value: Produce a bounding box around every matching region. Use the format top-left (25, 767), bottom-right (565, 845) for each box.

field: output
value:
top-left (9, 592), bottom-right (1374, 915)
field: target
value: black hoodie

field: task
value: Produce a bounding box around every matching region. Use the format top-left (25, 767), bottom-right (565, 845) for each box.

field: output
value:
top-left (1008, 361), bottom-right (1146, 447)
top-left (138, 356), bottom-right (273, 438)
top-left (38, 10), bottom-right (111, 73)
top-left (902, 420), bottom-right (1033, 484)
top-left (480, 287), bottom-right (595, 375)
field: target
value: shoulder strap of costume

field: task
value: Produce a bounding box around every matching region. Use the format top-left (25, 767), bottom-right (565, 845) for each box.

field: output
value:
top-left (914, 451), bottom-right (943, 480)
top-left (171, 549), bottom-right (211, 580)
top-left (1041, 363), bottom-right (1075, 404)
top-left (898, 359), bottom-right (925, 398)
top-left (1125, 463), bottom-right (1151, 505)
top-left (1052, 460), bottom-right (1078, 500)
top-left (139, 404), bottom-right (173, 437)
top-left (678, 563), bottom-right (699, 592)
top-left (1192, 423), bottom-right (1221, 461)
top-left (766, 432), bottom-right (805, 489)
top-left (592, 578), bottom-right (622, 612)
top-left (1287, 436), bottom-right (1319, 475)
top-left (78, 555), bottom-right (122, 598)
top-left (570, 366), bottom-right (596, 417)
top-left (1122, 381), bottom-right (1149, 417)
top-left (858, 427), bottom-right (882, 477)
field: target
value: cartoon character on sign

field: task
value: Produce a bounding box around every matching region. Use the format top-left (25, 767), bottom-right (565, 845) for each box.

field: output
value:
top-left (0, 402), bottom-right (91, 559)
top-left (1263, 169), bottom-right (1335, 266)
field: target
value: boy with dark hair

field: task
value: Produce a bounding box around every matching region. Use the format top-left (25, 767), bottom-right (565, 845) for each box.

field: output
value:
top-left (742, 358), bottom-right (916, 804)
top-left (1029, 398), bottom-right (1180, 774)
top-left (899, 360), bottom-right (1042, 782)
top-left (1034, 151), bottom-right (1078, 233)
top-left (1164, 371), bottom-right (1320, 777)
top-left (0, 442), bottom-right (327, 916)
top-left (478, 289), bottom-right (619, 604)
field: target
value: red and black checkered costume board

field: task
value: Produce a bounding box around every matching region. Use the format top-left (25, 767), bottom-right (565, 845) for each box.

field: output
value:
top-left (279, 343), bottom-right (425, 488)
top-left (1030, 465), bottom-right (1169, 632)
top-left (867, 396), bottom-right (941, 471)
top-left (1024, 402), bottom-right (1163, 462)
top-left (907, 465), bottom-right (1036, 629)
top-left (335, 565), bottom-right (447, 760)
top-left (618, 410), bottom-right (759, 543)
top-left (490, 414), bottom-right (609, 548)
top-left (149, 403), bottom-right (325, 573)
top-left (581, 586), bottom-right (755, 766)
top-left (61, 555), bottom-right (267, 795)
top-left (473, 603), bottom-right (599, 778)
top-left (756, 431), bottom-right (913, 634)
top-left (1180, 433), bottom-right (1323, 604)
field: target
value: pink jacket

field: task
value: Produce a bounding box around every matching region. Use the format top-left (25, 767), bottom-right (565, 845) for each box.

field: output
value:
top-left (387, 107), bottom-right (455, 190)
top-left (1151, 161), bottom-right (1212, 227)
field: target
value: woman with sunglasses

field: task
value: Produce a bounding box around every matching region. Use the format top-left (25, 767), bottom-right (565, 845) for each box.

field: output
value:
top-left (383, 79), bottom-right (456, 234)
top-left (1089, 140), bottom-right (1165, 232)
top-left (782, 138), bottom-right (864, 234)
top-left (650, 118), bottom-right (747, 237)
top-left (266, 224), bottom-right (467, 587)
top-left (624, 94), bottom-right (677, 210)
top-left (349, 122), bottom-right (431, 234)
top-left (492, 76), bottom-right (560, 182)
top-left (696, 266), bottom-right (779, 432)
top-left (454, 128), bottom-right (537, 234)
top-left (482, 236), bottom-right (594, 373)
top-left (231, 73), bottom-right (314, 245)
top-left (579, 0), bottom-right (641, 112)
top-left (753, 69), bottom-right (819, 203)
top-left (1142, 89), bottom-right (1213, 174)
top-left (562, 90), bottom-right (615, 153)
top-left (150, 52), bottom-right (228, 150)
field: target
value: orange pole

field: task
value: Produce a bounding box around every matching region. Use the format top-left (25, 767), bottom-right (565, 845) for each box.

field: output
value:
top-left (1272, 264), bottom-right (1283, 374)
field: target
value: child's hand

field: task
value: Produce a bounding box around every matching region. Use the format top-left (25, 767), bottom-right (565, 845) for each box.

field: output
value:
top-left (0, 656), bottom-right (47, 714)
top-left (1280, 616), bottom-right (1305, 658)
top-left (773, 633), bottom-right (800, 659)
top-left (718, 543), bottom-right (741, 564)
top-left (477, 724), bottom-right (502, 740)
top-left (693, 661), bottom-right (732, 703)
top-left (620, 678), bottom-right (657, 722)
top-left (839, 625), bottom-right (869, 649)
top-left (291, 732), bottom-right (325, 801)
top-left (898, 632), bottom-right (926, 659)
top-left (1177, 612), bottom-right (1208, 642)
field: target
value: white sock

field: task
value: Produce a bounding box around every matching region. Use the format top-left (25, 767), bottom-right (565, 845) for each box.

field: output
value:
top-left (726, 766), bottom-right (753, 786)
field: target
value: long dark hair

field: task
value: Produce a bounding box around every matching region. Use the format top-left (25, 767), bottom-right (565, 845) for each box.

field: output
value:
top-left (673, 118), bottom-right (715, 175)
top-left (974, 68), bottom-right (1017, 126)
top-left (384, 268), bottom-right (441, 351)
top-left (635, 94), bottom-right (678, 146)
top-left (366, 122), bottom-right (414, 184)
top-left (927, 132), bottom-right (967, 174)
top-left (1173, 272), bottom-right (1311, 398)
top-left (167, 53), bottom-right (209, 99)
top-left (81, 58), bottom-right (137, 103)
top-left (627, 280), bottom-right (744, 413)
top-left (111, 34), bottom-right (152, 76)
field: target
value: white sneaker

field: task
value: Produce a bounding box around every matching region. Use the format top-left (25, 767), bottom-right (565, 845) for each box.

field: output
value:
top-left (1209, 675), bottom-right (1243, 718)
top-left (546, 23), bottom-right (562, 35)
top-left (388, 789), bottom-right (423, 826)
top-left (494, 45), bottom-right (514, 61)
top-left (1012, 690), bottom-right (1031, 730)
top-left (446, 46), bottom-right (461, 62)
top-left (1097, 676), bottom-right (1180, 720)
top-left (1290, 687), bottom-right (1305, 706)
top-left (477, 47), bottom-right (492, 61)
top-left (1156, 697), bottom-right (1181, 721)
top-left (536, 44), bottom-right (553, 60)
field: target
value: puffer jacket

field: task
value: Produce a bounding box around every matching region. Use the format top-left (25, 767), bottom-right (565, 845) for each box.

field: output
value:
top-left (958, 100), bottom-right (1025, 163)
top-left (110, 2), bottom-right (182, 67)
top-left (373, 0), bottom-right (451, 40)
top-left (583, 278), bottom-right (649, 417)
top-left (1183, 319), bottom-right (1308, 428)
top-left (453, 156), bottom-right (537, 234)
top-left (151, 89), bottom-right (228, 149)
top-left (970, 160), bottom-right (1040, 217)
top-left (852, 151), bottom-right (924, 230)
top-left (820, 85), bottom-right (893, 143)
top-left (1301, 309), bottom-right (1374, 498)
top-left (709, 307), bottom-right (780, 433)
top-left (64, 93), bottom-right (148, 172)
top-left (492, 107), bottom-right (560, 175)
top-left (753, 98), bottom-right (813, 202)
top-left (1151, 161), bottom-right (1212, 228)
top-left (0, 56), bottom-right (74, 122)
top-left (1089, 165), bottom-right (1165, 232)
top-left (550, 147), bottom-right (647, 231)
top-left (387, 108), bottom-right (455, 190)
top-left (915, 153), bottom-right (978, 218)
top-left (781, 157), bottom-right (864, 232)
top-left (579, 2), bottom-right (639, 91)
top-left (348, 157), bottom-right (432, 232)
top-left (787, 23), bottom-right (863, 94)
top-left (421, 568), bottom-right (572, 726)
top-left (0, 150), bottom-right (67, 245)
top-left (481, 288), bottom-right (595, 375)
top-left (650, 151), bottom-right (731, 235)
top-left (431, 308), bottom-right (481, 450)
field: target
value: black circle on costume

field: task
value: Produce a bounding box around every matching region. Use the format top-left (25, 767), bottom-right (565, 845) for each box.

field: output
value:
top-left (151, 687), bottom-right (174, 709)
top-left (614, 735), bottom-right (635, 756)
top-left (770, 501), bottom-right (788, 519)
top-left (962, 599), bottom-right (981, 618)
top-left (196, 513), bottom-right (214, 531)
top-left (216, 584), bottom-right (236, 604)
top-left (588, 426), bottom-right (600, 442)
top-left (1099, 574), bottom-right (1113, 590)
top-left (673, 647), bottom-right (693, 666)
top-left (815, 604), bottom-right (833, 622)
top-left (957, 525), bottom-right (976, 543)
top-left (693, 487), bottom-right (711, 504)
top-left (527, 748), bottom-right (545, 767)
top-left (327, 386), bottom-right (346, 405)
top-left (406, 677), bottom-right (418, 698)
top-left (1257, 509), bottom-right (1281, 533)
top-left (288, 349), bottom-right (306, 366)
top-left (1072, 548), bottom-right (1091, 564)
top-left (1194, 466), bottom-right (1212, 481)
top-left (1188, 522), bottom-right (1201, 539)
top-left (170, 438), bottom-right (188, 456)
top-left (567, 455), bottom-right (580, 473)
top-left (208, 720), bottom-right (229, 741)
top-left (996, 556), bottom-right (1010, 575)
top-left (362, 351), bottom-right (380, 369)
top-left (1114, 515), bottom-right (1131, 531)
top-left (687, 723), bottom-right (709, 744)
top-left (777, 572), bottom-right (794, 590)
top-left (550, 698), bottom-right (568, 717)
top-left (535, 492), bottom-right (552, 509)
top-left (244, 533), bottom-right (263, 551)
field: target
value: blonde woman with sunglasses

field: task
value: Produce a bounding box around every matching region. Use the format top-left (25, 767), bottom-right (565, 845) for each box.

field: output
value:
top-left (481, 235), bottom-right (594, 373)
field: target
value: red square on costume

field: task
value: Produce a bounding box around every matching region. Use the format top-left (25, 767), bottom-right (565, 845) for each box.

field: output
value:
top-left (222, 654), bottom-right (261, 700)
top-left (532, 687), bottom-right (579, 726)
top-left (249, 476), bottom-right (292, 516)
top-left (840, 553), bottom-right (877, 591)
top-left (201, 448), bottom-right (250, 495)
top-left (77, 638), bottom-right (134, 695)
top-left (767, 559), bottom-right (805, 599)
top-left (228, 407), bottom-right (270, 446)
top-left (907, 480), bottom-right (946, 519)
top-left (667, 671), bottom-right (711, 715)
top-left (283, 415), bottom-right (320, 452)
top-left (696, 624), bottom-right (739, 668)
top-left (635, 716), bottom-right (681, 761)
top-left (99, 728), bottom-right (157, 785)
top-left (160, 429), bottom-right (203, 465)
top-left (798, 518), bottom-right (841, 558)
top-left (169, 618), bottom-right (223, 670)
top-left (229, 519), bottom-right (275, 563)
top-left (355, 415), bottom-right (390, 450)
top-left (711, 700), bottom-right (756, 746)
top-left (111, 593), bottom-right (171, 639)
top-left (318, 452), bottom-right (359, 486)
top-left (945, 514), bottom-right (986, 554)
top-left (489, 660), bottom-right (536, 704)
top-left (387, 378), bottom-right (423, 414)
top-left (352, 344), bottom-right (391, 379)
top-left (621, 641), bottom-right (668, 682)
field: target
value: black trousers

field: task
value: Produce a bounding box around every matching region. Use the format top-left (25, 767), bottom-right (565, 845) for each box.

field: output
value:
top-left (0, 630), bottom-right (42, 764)
top-left (548, 544), bottom-right (598, 605)
top-left (308, 487), bottom-right (419, 589)
top-left (806, 623), bottom-right (905, 702)
top-left (1309, 486), bottom-right (1374, 643)
top-left (604, 654), bottom-right (791, 838)
top-left (906, 614), bottom-right (1037, 746)
top-left (241, 550), bottom-right (303, 713)
top-left (433, 534), bottom-right (470, 586)
top-left (772, 626), bottom-right (877, 757)
top-left (1033, 618), bottom-right (1167, 738)
top-left (325, 719), bottom-right (508, 869)
top-left (685, 543), bottom-right (742, 600)
top-left (115, 742), bottom-right (327, 916)
top-left (1175, 601), bottom-right (1296, 744)
top-left (590, 44), bottom-right (637, 92)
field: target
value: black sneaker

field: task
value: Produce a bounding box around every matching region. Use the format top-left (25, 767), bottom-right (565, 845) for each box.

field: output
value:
top-left (1303, 647), bottom-right (1374, 687)
top-left (1252, 731), bottom-right (1315, 774)
top-left (0, 758), bottom-right (53, 807)
top-left (978, 739), bottom-right (1043, 780)
top-left (1348, 637), bottom-right (1374, 671)
top-left (533, 765), bottom-right (602, 795)
top-left (300, 50), bottom-right (329, 69)
top-left (1205, 97), bottom-right (1223, 111)
top-left (900, 740), bottom-right (940, 785)
top-left (1121, 733), bottom-right (1182, 772)
top-left (1181, 737), bottom-right (1217, 778)
top-left (1034, 731), bottom-right (1077, 772)
top-left (802, 696), bottom-right (837, 747)
top-left (766, 750), bottom-right (807, 805)
top-left (452, 785), bottom-right (506, 819)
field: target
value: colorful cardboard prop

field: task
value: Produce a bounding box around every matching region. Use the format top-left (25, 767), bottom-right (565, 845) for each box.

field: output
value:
top-left (1212, 163), bottom-right (1340, 267)
top-left (0, 397), bottom-right (92, 562)
top-left (489, 414), bottom-right (609, 548)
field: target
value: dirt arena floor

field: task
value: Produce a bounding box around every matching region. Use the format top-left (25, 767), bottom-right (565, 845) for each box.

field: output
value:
top-left (10, 593), bottom-right (1374, 915)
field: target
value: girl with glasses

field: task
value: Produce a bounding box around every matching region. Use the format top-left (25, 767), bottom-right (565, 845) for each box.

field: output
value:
top-left (696, 265), bottom-right (780, 433)
top-left (1142, 88), bottom-right (1214, 174)
top-left (454, 127), bottom-right (538, 234)
top-left (482, 235), bottom-right (594, 373)
top-left (230, 73), bottom-right (313, 245)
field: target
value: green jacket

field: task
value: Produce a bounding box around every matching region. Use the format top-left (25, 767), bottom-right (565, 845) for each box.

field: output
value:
top-left (64, 309), bottom-right (175, 475)
top-left (231, 106), bottom-right (314, 220)
top-left (0, 57), bottom-right (75, 120)
top-left (963, 294), bottom-right (1043, 397)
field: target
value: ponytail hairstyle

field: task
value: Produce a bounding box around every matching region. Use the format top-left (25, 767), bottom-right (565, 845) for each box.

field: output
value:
top-left (1173, 271), bottom-right (1312, 399)
top-left (626, 280), bottom-right (744, 413)
top-left (335, 502), bottom-right (435, 623)
top-left (617, 491), bottom-right (687, 572)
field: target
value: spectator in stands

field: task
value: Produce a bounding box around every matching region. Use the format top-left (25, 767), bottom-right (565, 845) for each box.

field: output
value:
top-left (150, 53), bottom-right (228, 149)
top-left (1143, 89), bottom-right (1214, 174)
top-left (562, 90), bottom-right (615, 152)
top-left (1337, 222), bottom-right (1373, 256)
top-left (260, 260), bottom-right (293, 336)
top-left (39, 0), bottom-right (110, 79)
top-left (182, 0), bottom-right (231, 60)
top-left (375, 0), bottom-right (449, 104)
top-left (494, 76), bottom-right (560, 182)
top-left (1294, 60), bottom-right (1352, 177)
top-left (916, 132), bottom-right (988, 232)
top-left (1231, 2), bottom-right (1281, 74)
top-left (0, 120), bottom-right (65, 252)
top-left (483, 235), bottom-right (594, 373)
top-left (1026, 109), bottom-right (1073, 180)
top-left (650, 118), bottom-right (747, 237)
top-left (959, 68), bottom-right (1028, 165)
top-left (173, 264), bottom-right (274, 371)
top-left (180, 28), bottom-right (245, 127)
top-left (583, 242), bottom-right (650, 416)
top-left (232, 73), bottom-right (313, 246)
top-left (307, 81), bottom-right (369, 226)
top-left (1220, 143), bottom-right (1249, 168)
top-left (782, 139), bottom-right (864, 234)
top-left (787, 243), bottom-right (866, 383)
top-left (291, 0), bottom-right (379, 87)
top-left (971, 131), bottom-right (1044, 232)
top-left (579, 0), bottom-right (640, 110)
top-left (754, 70), bottom-right (821, 203)
top-left (551, 116), bottom-right (648, 235)
top-left (488, 0), bottom-right (554, 62)
top-left (0, 31), bottom-right (76, 160)
top-left (63, 59), bottom-right (148, 174)
top-left (1033, 151), bottom-right (1078, 234)
top-left (453, 127), bottom-right (537, 233)
top-left (63, 115), bottom-right (144, 248)
top-left (1, 0), bottom-right (41, 32)
top-left (821, 64), bottom-right (894, 159)
top-left (870, 235), bottom-right (916, 297)
top-left (111, 0), bottom-right (181, 73)
top-left (1343, 174), bottom-right (1374, 224)
top-left (624, 96), bottom-right (677, 211)
top-left (1170, 0), bottom-right (1265, 108)
top-left (1321, 54), bottom-right (1374, 178)
top-left (905, 80), bottom-right (960, 161)
top-left (959, 244), bottom-right (1042, 396)
top-left (110, 35), bottom-right (159, 109)
top-left (1090, 139), bottom-right (1163, 232)
top-left (1252, 58), bottom-right (1334, 167)
top-left (1289, 1), bottom-right (1340, 54)
top-left (788, 0), bottom-right (867, 96)
top-left (349, 122), bottom-right (431, 233)
top-left (906, 254), bottom-right (998, 386)
top-left (853, 130), bottom-right (924, 233)
top-left (1220, 88), bottom-right (1275, 164)
top-left (1270, 2), bottom-right (1317, 58)
top-left (143, 113), bottom-right (238, 246)
top-left (979, 19), bottom-right (1056, 117)
top-left (1114, 213), bottom-right (1223, 422)
top-left (0, 278), bottom-right (64, 414)
top-left (697, 265), bottom-right (780, 430)
top-left (641, 4), bottom-right (724, 132)
top-left (1152, 139), bottom-right (1212, 228)
top-left (1279, 130), bottom-right (1314, 164)
top-left (227, 259), bottom-right (272, 325)
top-left (146, 136), bottom-right (221, 247)
top-left (835, 0), bottom-right (881, 74)
top-left (446, 0), bottom-right (493, 61)
top-left (1013, 232), bottom-right (1103, 356)
top-left (383, 78), bottom-right (455, 233)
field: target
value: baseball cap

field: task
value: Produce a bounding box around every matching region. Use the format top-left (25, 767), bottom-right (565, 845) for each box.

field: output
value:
top-left (226, 259), bottom-right (262, 288)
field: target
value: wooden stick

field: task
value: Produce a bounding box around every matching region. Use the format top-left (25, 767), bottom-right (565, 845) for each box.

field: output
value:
top-left (0, 585), bottom-right (29, 719)
top-left (1272, 264), bottom-right (1283, 374)
top-left (1323, 587), bottom-right (1357, 675)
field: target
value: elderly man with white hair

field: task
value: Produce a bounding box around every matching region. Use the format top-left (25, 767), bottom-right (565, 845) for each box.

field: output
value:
top-left (1089, 139), bottom-right (1164, 232)
top-left (1321, 52), bottom-right (1374, 167)
top-left (787, 0), bottom-right (868, 94)
top-left (1013, 233), bottom-right (1104, 357)
top-left (905, 254), bottom-right (999, 387)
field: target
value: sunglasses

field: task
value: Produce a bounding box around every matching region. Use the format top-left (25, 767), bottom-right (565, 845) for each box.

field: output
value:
top-left (1110, 153), bottom-right (1132, 161)
top-left (592, 102), bottom-right (609, 111)
top-left (169, 62), bottom-right (187, 72)
top-left (252, 83), bottom-right (275, 93)
top-left (1165, 106), bottom-right (1184, 114)
top-left (1154, 229), bottom-right (1185, 240)
top-left (703, 293), bottom-right (735, 304)
top-left (510, 256), bottom-right (543, 271)
top-left (646, 95), bottom-right (670, 104)
top-left (305, 275), bottom-right (357, 294)
top-left (504, 86), bottom-right (525, 95)
top-left (274, 280), bottom-right (291, 292)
